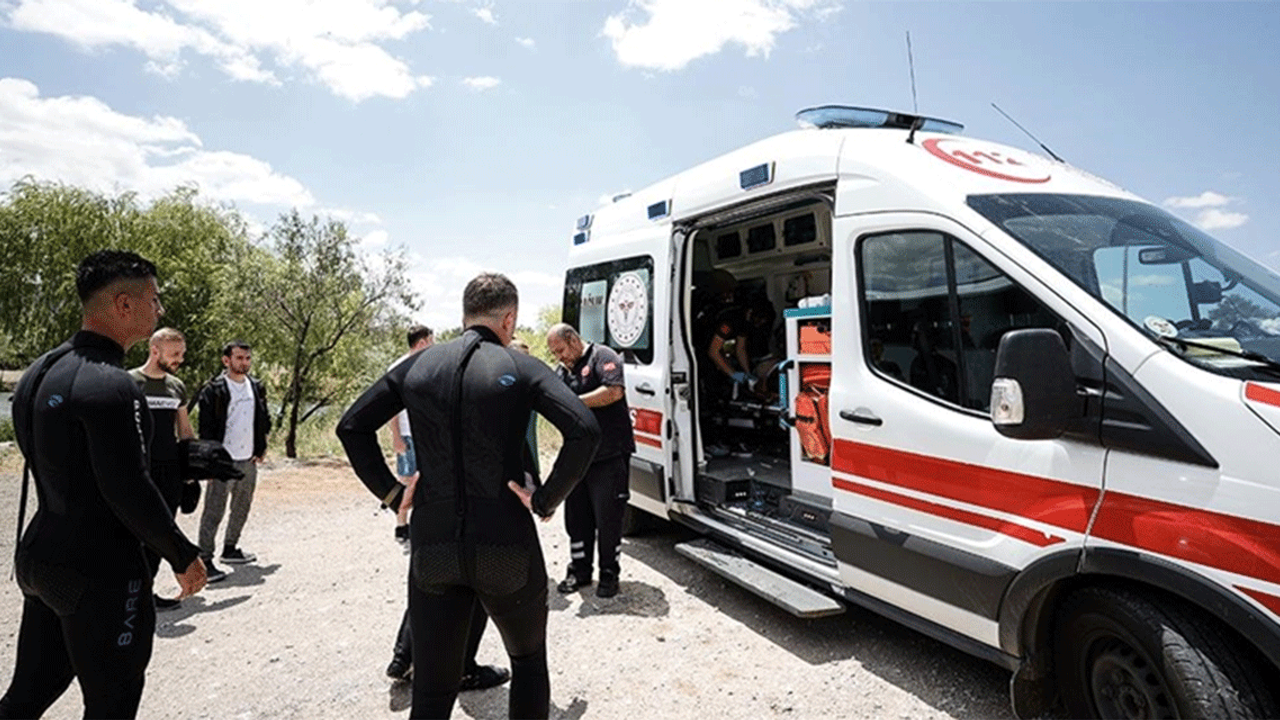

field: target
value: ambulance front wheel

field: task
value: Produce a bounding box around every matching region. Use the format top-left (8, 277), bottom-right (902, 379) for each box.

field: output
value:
top-left (1054, 586), bottom-right (1278, 719)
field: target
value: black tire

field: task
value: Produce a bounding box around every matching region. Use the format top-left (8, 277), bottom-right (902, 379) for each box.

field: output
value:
top-left (1054, 586), bottom-right (1279, 719)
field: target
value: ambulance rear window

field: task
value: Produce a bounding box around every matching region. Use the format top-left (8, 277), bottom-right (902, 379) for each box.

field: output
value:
top-left (746, 223), bottom-right (776, 253)
top-left (716, 232), bottom-right (741, 259)
top-left (783, 214), bottom-right (817, 246)
top-left (562, 255), bottom-right (655, 365)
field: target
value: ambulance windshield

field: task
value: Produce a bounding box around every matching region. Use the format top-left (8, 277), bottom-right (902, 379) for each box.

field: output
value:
top-left (969, 193), bottom-right (1280, 379)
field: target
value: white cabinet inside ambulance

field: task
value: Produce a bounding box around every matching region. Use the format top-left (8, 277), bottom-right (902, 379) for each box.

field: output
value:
top-left (560, 106), bottom-right (1280, 719)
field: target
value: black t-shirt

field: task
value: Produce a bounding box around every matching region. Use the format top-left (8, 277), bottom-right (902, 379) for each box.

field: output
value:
top-left (557, 343), bottom-right (635, 462)
top-left (129, 369), bottom-right (187, 467)
top-left (713, 305), bottom-right (748, 341)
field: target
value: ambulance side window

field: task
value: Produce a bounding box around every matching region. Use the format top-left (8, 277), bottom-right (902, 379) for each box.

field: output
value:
top-left (859, 231), bottom-right (1061, 412)
top-left (562, 256), bottom-right (655, 365)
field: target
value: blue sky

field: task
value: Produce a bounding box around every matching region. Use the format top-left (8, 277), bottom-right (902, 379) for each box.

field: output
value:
top-left (1, 0), bottom-right (1276, 331)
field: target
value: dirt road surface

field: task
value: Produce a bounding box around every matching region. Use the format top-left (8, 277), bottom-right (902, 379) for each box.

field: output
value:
top-left (0, 457), bottom-right (1015, 719)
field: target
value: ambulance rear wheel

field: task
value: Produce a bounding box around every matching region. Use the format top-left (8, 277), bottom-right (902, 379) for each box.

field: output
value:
top-left (1054, 586), bottom-right (1277, 719)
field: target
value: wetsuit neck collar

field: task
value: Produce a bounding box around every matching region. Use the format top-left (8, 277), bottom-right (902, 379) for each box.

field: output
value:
top-left (464, 325), bottom-right (503, 345)
top-left (72, 330), bottom-right (126, 364)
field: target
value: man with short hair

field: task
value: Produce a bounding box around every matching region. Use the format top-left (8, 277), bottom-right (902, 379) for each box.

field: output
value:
top-left (338, 272), bottom-right (600, 719)
top-left (192, 340), bottom-right (271, 582)
top-left (2, 250), bottom-right (206, 719)
top-left (130, 326), bottom-right (197, 610)
top-left (546, 323), bottom-right (635, 599)
top-left (387, 324), bottom-right (434, 545)
top-left (381, 323), bottom-right (511, 691)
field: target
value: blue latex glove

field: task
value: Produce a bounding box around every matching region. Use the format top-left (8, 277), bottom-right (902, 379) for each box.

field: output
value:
top-left (731, 371), bottom-right (751, 385)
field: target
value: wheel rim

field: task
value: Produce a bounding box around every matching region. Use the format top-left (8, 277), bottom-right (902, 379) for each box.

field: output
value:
top-left (1087, 637), bottom-right (1176, 719)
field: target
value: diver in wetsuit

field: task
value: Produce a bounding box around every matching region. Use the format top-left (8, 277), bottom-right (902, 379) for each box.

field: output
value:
top-left (1, 250), bottom-right (207, 719)
top-left (337, 272), bottom-right (600, 720)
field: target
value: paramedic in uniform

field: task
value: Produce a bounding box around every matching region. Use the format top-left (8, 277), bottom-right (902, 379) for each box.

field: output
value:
top-left (545, 323), bottom-right (634, 599)
top-left (338, 273), bottom-right (600, 719)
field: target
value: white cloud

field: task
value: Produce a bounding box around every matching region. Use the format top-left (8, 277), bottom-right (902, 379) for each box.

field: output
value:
top-left (602, 0), bottom-right (841, 72)
top-left (403, 256), bottom-right (560, 331)
top-left (359, 228), bottom-right (390, 250)
top-left (1193, 208), bottom-right (1249, 231)
top-left (1162, 189), bottom-right (1248, 231)
top-left (322, 207), bottom-right (384, 225)
top-left (1129, 274), bottom-right (1177, 288)
top-left (3, 0), bottom-right (434, 102)
top-left (462, 76), bottom-right (501, 91)
top-left (472, 6), bottom-right (497, 25)
top-left (515, 36), bottom-right (535, 49)
top-left (0, 77), bottom-right (314, 207)
top-left (1163, 190), bottom-right (1232, 209)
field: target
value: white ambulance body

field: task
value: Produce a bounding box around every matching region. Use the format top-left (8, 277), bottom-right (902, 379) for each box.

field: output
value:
top-left (561, 107), bottom-right (1280, 718)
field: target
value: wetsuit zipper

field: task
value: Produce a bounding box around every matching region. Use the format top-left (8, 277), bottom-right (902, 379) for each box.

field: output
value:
top-left (450, 334), bottom-right (484, 548)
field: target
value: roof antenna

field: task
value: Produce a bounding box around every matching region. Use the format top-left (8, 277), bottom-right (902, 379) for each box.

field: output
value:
top-left (906, 31), bottom-right (919, 114)
top-left (991, 102), bottom-right (1066, 163)
top-left (904, 31), bottom-right (921, 145)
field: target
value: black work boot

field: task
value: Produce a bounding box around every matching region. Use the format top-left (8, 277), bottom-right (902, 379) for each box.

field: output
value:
top-left (596, 569), bottom-right (619, 598)
top-left (556, 567), bottom-right (592, 594)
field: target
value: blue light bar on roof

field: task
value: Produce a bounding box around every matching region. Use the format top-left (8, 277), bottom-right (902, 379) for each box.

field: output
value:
top-left (647, 200), bottom-right (670, 220)
top-left (573, 231), bottom-right (589, 245)
top-left (795, 105), bottom-right (963, 135)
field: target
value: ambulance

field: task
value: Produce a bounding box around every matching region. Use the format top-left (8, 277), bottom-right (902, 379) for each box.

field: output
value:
top-left (560, 106), bottom-right (1280, 718)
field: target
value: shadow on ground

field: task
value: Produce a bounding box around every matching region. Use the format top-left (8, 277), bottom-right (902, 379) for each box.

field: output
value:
top-left (155, 593), bottom-right (253, 638)
top-left (621, 521), bottom-right (1014, 719)
top-left (208, 561), bottom-right (281, 589)
top-left (387, 678), bottom-right (589, 720)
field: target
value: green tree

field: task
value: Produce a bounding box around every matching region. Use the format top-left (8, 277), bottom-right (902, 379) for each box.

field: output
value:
top-left (250, 210), bottom-right (417, 458)
top-left (512, 304), bottom-right (562, 366)
top-left (0, 179), bottom-right (253, 384)
top-left (1208, 294), bottom-right (1268, 329)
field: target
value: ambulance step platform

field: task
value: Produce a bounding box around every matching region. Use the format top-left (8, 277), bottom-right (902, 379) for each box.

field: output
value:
top-left (674, 538), bottom-right (844, 618)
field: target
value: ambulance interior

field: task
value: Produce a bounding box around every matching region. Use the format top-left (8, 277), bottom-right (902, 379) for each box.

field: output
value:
top-left (686, 199), bottom-right (838, 551)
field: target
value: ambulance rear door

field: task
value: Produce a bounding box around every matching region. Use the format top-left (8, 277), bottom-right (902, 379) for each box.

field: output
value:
top-left (562, 223), bottom-right (677, 518)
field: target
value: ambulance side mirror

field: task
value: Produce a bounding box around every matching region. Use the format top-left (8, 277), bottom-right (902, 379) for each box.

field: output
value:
top-left (989, 329), bottom-right (1076, 440)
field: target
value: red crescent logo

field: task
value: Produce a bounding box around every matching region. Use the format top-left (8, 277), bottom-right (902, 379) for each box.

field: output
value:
top-left (923, 138), bottom-right (1051, 184)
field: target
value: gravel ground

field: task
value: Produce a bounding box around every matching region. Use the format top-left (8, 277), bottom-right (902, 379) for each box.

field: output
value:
top-left (0, 453), bottom-right (1016, 719)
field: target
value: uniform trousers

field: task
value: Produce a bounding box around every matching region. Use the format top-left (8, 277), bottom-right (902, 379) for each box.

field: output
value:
top-left (563, 455), bottom-right (630, 580)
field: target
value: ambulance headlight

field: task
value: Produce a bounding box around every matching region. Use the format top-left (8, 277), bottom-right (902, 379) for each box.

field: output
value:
top-left (990, 378), bottom-right (1024, 425)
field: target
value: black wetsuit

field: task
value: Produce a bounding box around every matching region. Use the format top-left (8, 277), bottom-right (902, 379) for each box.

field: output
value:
top-left (1, 331), bottom-right (201, 719)
top-left (337, 326), bottom-right (599, 720)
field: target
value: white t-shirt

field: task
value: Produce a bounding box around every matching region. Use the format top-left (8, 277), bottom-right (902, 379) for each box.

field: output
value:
top-left (223, 375), bottom-right (256, 461)
top-left (389, 353), bottom-right (413, 437)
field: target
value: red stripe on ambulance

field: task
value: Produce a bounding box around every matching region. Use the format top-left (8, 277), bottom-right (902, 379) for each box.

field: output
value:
top-left (832, 439), bottom-right (1280, 588)
top-left (832, 476), bottom-right (1065, 547)
top-left (1237, 586), bottom-right (1280, 618)
top-left (632, 408), bottom-right (663, 449)
top-left (1246, 382), bottom-right (1280, 408)
top-left (831, 439), bottom-right (1095, 532)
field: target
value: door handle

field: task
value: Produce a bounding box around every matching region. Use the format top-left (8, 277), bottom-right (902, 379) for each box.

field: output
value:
top-left (636, 382), bottom-right (656, 397)
top-left (839, 409), bottom-right (883, 427)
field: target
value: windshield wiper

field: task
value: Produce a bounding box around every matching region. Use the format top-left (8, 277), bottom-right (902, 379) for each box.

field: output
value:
top-left (1153, 334), bottom-right (1280, 378)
